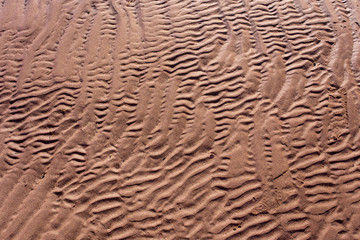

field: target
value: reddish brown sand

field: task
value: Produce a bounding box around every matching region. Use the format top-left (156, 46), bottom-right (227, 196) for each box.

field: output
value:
top-left (1, 0), bottom-right (360, 239)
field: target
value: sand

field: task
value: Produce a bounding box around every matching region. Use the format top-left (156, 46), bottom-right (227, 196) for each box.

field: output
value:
top-left (0, 0), bottom-right (360, 239)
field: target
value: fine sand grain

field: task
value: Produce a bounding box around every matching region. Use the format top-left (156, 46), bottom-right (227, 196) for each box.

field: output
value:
top-left (1, 0), bottom-right (360, 239)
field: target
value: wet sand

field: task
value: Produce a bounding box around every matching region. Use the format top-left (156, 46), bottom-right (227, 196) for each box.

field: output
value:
top-left (1, 0), bottom-right (360, 239)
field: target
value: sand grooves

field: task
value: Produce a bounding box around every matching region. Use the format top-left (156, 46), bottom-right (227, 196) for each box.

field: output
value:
top-left (1, 0), bottom-right (360, 239)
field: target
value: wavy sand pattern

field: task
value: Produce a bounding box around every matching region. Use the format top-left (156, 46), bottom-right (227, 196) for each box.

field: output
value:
top-left (1, 0), bottom-right (360, 239)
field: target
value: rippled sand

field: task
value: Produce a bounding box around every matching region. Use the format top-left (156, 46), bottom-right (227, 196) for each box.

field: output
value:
top-left (1, 0), bottom-right (360, 239)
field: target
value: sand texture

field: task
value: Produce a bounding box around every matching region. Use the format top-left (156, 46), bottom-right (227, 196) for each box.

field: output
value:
top-left (1, 0), bottom-right (360, 239)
